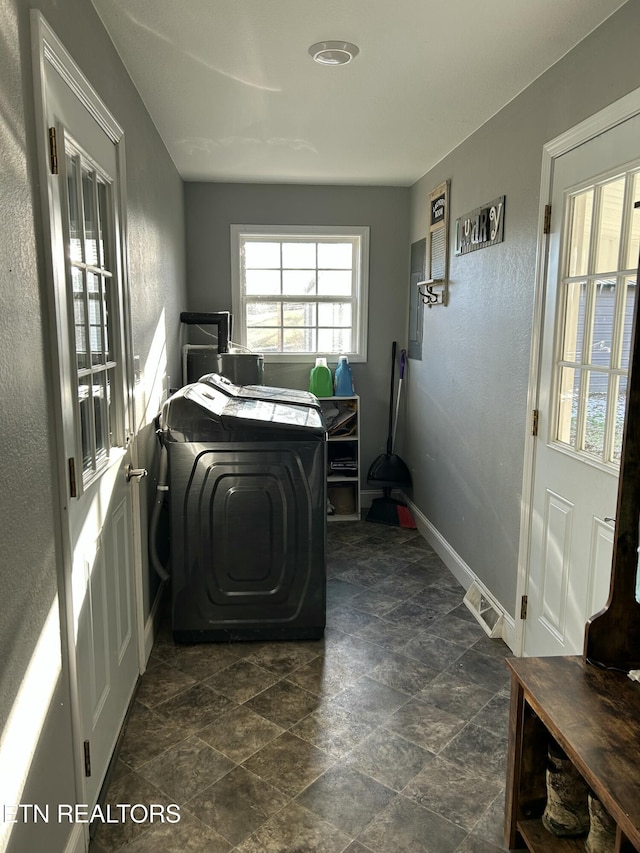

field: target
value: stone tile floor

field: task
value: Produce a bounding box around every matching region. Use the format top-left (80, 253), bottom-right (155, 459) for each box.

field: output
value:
top-left (90, 521), bottom-right (512, 853)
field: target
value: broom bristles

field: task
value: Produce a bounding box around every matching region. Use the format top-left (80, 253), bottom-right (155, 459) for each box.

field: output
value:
top-left (397, 504), bottom-right (417, 529)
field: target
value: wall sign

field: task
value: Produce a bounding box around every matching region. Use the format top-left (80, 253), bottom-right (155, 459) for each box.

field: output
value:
top-left (454, 196), bottom-right (505, 255)
top-left (417, 180), bottom-right (450, 307)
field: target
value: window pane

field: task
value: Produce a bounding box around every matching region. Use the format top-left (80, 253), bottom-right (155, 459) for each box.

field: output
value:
top-left (628, 172), bottom-right (640, 269)
top-left (613, 375), bottom-right (627, 463)
top-left (244, 242), bottom-right (280, 269)
top-left (318, 329), bottom-right (351, 351)
top-left (78, 379), bottom-right (92, 473)
top-left (246, 269), bottom-right (280, 295)
top-left (583, 371), bottom-right (607, 457)
top-left (568, 190), bottom-right (593, 277)
top-left (282, 242), bottom-right (315, 268)
top-left (97, 180), bottom-right (109, 268)
top-left (82, 168), bottom-right (98, 267)
top-left (283, 328), bottom-right (316, 352)
top-left (283, 303), bottom-right (316, 328)
top-left (561, 280), bottom-right (587, 362)
top-left (318, 303), bottom-right (352, 327)
top-left (595, 178), bottom-right (624, 274)
top-left (318, 242), bottom-right (352, 269)
top-left (621, 276), bottom-right (637, 370)
top-left (318, 270), bottom-right (352, 296)
top-left (93, 374), bottom-right (108, 461)
top-left (283, 270), bottom-right (316, 295)
top-left (247, 327), bottom-right (281, 352)
top-left (556, 366), bottom-right (580, 447)
top-left (247, 302), bottom-right (280, 327)
top-left (591, 279), bottom-right (616, 368)
top-left (66, 154), bottom-right (82, 263)
top-left (87, 272), bottom-right (104, 365)
top-left (73, 267), bottom-right (88, 370)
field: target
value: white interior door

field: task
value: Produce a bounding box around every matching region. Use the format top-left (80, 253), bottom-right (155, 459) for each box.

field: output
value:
top-left (525, 115), bottom-right (640, 656)
top-left (35, 19), bottom-right (140, 808)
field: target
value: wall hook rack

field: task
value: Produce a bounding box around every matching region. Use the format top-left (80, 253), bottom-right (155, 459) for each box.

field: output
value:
top-left (417, 278), bottom-right (447, 307)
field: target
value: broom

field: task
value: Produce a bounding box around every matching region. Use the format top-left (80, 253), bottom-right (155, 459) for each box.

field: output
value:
top-left (366, 345), bottom-right (417, 529)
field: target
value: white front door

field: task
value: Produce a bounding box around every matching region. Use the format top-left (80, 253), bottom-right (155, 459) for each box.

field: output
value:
top-left (34, 18), bottom-right (140, 809)
top-left (524, 114), bottom-right (640, 656)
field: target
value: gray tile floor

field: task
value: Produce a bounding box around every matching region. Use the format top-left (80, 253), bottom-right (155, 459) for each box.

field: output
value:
top-left (91, 521), bottom-right (512, 853)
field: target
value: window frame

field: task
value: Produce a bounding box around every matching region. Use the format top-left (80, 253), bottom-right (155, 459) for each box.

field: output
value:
top-left (230, 224), bottom-right (369, 363)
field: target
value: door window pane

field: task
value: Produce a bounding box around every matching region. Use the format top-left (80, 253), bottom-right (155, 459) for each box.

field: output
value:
top-left (620, 277), bottom-right (637, 370)
top-left (557, 366), bottom-right (580, 447)
top-left (78, 379), bottom-right (92, 473)
top-left (82, 168), bottom-right (98, 266)
top-left (568, 190), bottom-right (593, 277)
top-left (93, 374), bottom-right (108, 461)
top-left (583, 371), bottom-right (607, 457)
top-left (88, 272), bottom-right (104, 364)
top-left (613, 375), bottom-right (627, 463)
top-left (561, 280), bottom-right (587, 362)
top-left (97, 180), bottom-right (109, 268)
top-left (73, 267), bottom-right (88, 370)
top-left (595, 178), bottom-right (624, 274)
top-left (66, 154), bottom-right (82, 263)
top-left (591, 279), bottom-right (616, 368)
top-left (628, 171), bottom-right (640, 269)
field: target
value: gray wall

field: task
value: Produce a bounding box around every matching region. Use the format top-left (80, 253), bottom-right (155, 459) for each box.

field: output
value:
top-left (0, 0), bottom-right (186, 850)
top-left (184, 183), bottom-right (411, 488)
top-left (407, 0), bottom-right (640, 619)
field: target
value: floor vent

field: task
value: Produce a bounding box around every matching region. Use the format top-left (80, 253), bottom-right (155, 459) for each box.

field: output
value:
top-left (463, 582), bottom-right (504, 639)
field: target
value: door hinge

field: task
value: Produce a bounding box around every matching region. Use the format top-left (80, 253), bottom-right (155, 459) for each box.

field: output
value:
top-left (83, 740), bottom-right (91, 777)
top-left (48, 127), bottom-right (59, 175)
top-left (532, 409), bottom-right (539, 437)
top-left (520, 595), bottom-right (528, 620)
top-left (543, 204), bottom-right (552, 234)
top-left (68, 457), bottom-right (77, 498)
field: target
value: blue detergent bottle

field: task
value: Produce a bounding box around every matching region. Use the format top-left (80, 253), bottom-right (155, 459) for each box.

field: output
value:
top-left (309, 357), bottom-right (333, 397)
top-left (334, 355), bottom-right (354, 396)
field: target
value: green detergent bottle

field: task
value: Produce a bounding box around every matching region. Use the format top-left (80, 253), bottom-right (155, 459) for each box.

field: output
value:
top-left (309, 357), bottom-right (333, 397)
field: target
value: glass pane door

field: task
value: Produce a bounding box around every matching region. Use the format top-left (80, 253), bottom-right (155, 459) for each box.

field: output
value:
top-left (555, 166), bottom-right (640, 465)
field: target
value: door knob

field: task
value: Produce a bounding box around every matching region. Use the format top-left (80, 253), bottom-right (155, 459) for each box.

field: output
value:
top-left (126, 464), bottom-right (148, 482)
top-left (604, 517), bottom-right (616, 524)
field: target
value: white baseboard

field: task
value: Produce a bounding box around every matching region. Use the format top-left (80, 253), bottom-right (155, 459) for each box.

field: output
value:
top-left (64, 822), bottom-right (86, 853)
top-left (143, 581), bottom-right (167, 670)
top-left (401, 493), bottom-right (516, 653)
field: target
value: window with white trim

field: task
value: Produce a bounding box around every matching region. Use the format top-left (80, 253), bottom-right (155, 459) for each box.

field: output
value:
top-left (230, 225), bottom-right (369, 362)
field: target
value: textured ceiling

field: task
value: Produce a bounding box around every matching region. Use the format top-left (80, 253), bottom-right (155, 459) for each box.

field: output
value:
top-left (91, 0), bottom-right (628, 185)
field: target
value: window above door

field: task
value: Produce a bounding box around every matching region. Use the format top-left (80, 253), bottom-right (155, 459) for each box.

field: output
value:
top-left (230, 225), bottom-right (369, 362)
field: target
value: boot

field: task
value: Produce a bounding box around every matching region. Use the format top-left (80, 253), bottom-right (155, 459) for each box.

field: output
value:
top-left (585, 793), bottom-right (616, 853)
top-left (541, 741), bottom-right (590, 837)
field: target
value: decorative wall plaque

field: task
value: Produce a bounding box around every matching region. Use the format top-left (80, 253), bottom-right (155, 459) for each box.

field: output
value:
top-left (454, 196), bottom-right (505, 255)
top-left (417, 180), bottom-right (450, 307)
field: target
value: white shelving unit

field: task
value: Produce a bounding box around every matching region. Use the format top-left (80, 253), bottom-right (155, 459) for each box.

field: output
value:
top-left (320, 395), bottom-right (360, 522)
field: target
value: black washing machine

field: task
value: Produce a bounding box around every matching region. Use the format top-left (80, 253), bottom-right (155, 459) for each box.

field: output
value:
top-left (159, 374), bottom-right (327, 642)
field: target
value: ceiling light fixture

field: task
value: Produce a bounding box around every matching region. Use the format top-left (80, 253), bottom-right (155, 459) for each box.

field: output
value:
top-left (308, 41), bottom-right (359, 66)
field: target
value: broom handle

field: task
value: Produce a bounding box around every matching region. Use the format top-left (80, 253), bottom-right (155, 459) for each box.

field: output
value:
top-left (387, 341), bottom-right (397, 454)
top-left (392, 349), bottom-right (405, 452)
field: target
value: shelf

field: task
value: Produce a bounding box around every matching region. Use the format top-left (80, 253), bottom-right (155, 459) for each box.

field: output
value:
top-left (505, 657), bottom-right (640, 853)
top-left (517, 820), bottom-right (586, 852)
top-left (328, 512), bottom-right (360, 523)
top-left (322, 396), bottom-right (360, 522)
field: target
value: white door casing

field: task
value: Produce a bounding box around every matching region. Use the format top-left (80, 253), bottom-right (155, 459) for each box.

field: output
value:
top-left (517, 89), bottom-right (640, 657)
top-left (31, 12), bottom-right (141, 818)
